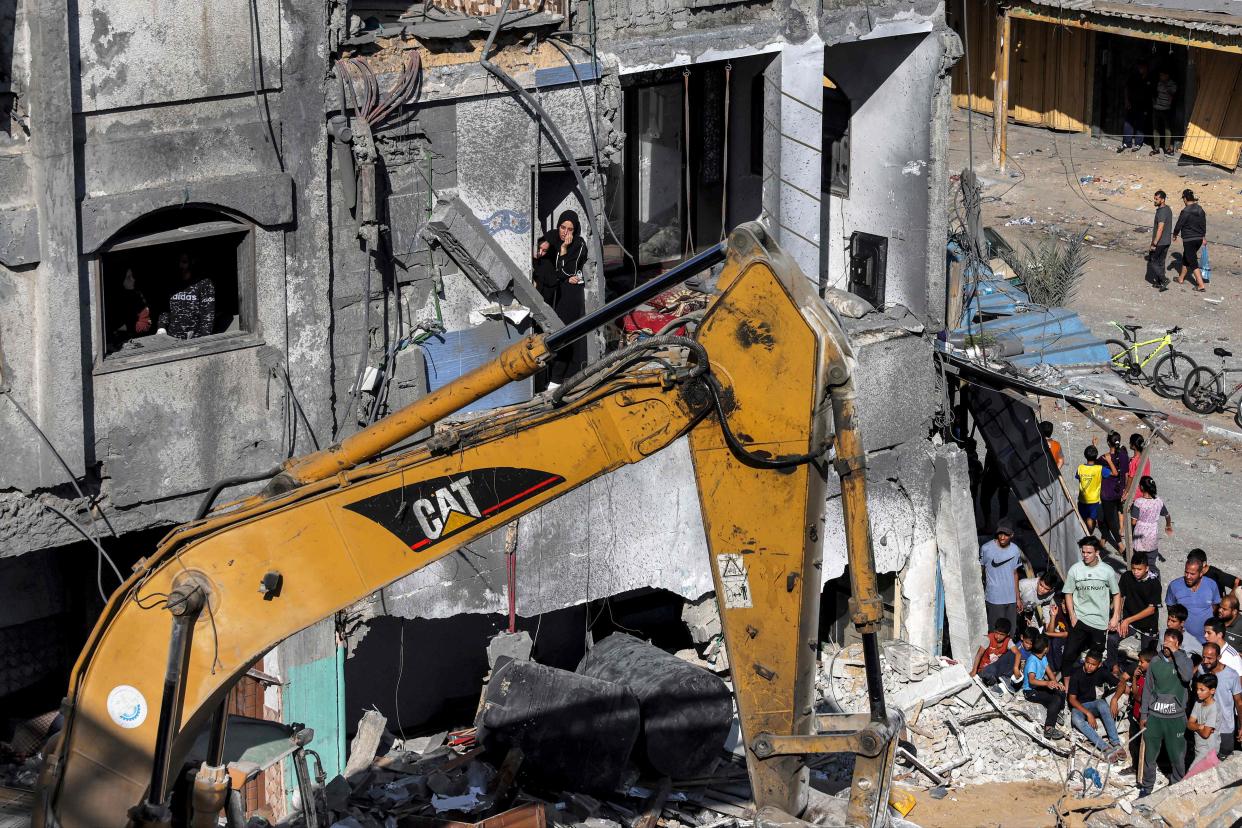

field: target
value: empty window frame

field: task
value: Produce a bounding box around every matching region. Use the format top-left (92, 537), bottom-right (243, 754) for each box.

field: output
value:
top-left (822, 81), bottom-right (851, 198)
top-left (94, 208), bottom-right (258, 370)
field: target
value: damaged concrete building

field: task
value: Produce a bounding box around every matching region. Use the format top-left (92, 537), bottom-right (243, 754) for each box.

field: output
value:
top-left (0, 0), bottom-right (978, 812)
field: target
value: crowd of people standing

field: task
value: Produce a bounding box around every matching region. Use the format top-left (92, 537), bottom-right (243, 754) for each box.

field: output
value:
top-left (972, 421), bottom-right (1241, 797)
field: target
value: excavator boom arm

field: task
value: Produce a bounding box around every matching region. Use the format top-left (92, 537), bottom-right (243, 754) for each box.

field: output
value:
top-left (37, 224), bottom-right (897, 828)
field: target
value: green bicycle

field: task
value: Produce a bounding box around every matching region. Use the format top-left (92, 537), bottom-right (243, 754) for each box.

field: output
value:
top-left (1106, 322), bottom-right (1197, 399)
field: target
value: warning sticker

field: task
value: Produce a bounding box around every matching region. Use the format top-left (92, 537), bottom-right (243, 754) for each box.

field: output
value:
top-left (106, 685), bottom-right (148, 729)
top-left (717, 553), bottom-right (753, 609)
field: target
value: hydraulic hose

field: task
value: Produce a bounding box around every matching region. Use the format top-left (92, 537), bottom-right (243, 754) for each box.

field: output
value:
top-left (195, 467), bottom-right (282, 520)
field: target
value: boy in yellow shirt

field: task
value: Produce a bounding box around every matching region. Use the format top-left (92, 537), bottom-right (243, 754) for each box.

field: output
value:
top-left (1077, 439), bottom-right (1117, 534)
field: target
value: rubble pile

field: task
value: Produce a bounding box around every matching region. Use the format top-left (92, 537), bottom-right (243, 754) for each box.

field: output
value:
top-left (822, 641), bottom-right (1133, 791)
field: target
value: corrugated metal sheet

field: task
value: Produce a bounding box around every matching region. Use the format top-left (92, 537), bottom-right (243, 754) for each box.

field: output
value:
top-left (968, 305), bottom-right (1110, 367)
top-left (1022, 0), bottom-right (1242, 35)
top-left (942, 249), bottom-right (1160, 414)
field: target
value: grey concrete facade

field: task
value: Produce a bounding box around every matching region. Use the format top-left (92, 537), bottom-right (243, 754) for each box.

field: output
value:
top-left (0, 0), bottom-right (961, 780)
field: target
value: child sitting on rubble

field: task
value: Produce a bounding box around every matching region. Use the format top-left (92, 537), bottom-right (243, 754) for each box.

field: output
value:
top-left (971, 617), bottom-right (1021, 688)
top-left (1188, 673), bottom-right (1220, 774)
top-left (1008, 629), bottom-right (1037, 691)
top-left (1069, 649), bottom-right (1126, 761)
top-left (1023, 634), bottom-right (1068, 740)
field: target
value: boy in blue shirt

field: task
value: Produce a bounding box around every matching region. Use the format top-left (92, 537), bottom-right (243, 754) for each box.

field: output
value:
top-left (1023, 634), bottom-right (1068, 740)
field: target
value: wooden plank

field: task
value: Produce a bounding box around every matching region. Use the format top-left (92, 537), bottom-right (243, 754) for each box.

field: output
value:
top-left (1211, 59), bottom-right (1242, 169)
top-left (994, 8), bottom-right (1011, 168)
top-left (1183, 49), bottom-right (1239, 163)
top-left (1008, 5), bottom-right (1242, 57)
top-left (951, 0), bottom-right (997, 114)
top-left (1010, 20), bottom-right (1047, 125)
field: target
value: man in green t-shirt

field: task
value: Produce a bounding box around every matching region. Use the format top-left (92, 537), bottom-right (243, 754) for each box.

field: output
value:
top-left (1062, 536), bottom-right (1122, 669)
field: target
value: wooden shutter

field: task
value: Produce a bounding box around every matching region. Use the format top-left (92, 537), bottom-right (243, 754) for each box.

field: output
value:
top-left (1183, 49), bottom-right (1242, 170)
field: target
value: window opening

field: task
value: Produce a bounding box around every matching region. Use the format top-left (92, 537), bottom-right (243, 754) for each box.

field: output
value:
top-left (98, 208), bottom-right (254, 363)
top-left (822, 79), bottom-right (851, 198)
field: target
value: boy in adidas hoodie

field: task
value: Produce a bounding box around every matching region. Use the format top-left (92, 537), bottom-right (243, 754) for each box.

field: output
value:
top-left (1140, 628), bottom-right (1196, 796)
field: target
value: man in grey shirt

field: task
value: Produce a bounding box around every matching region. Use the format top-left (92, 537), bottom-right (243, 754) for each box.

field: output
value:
top-left (1199, 642), bottom-right (1242, 757)
top-left (1147, 190), bottom-right (1173, 290)
top-left (980, 523), bottom-right (1024, 631)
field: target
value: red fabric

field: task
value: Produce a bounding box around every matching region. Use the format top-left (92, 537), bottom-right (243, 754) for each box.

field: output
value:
top-left (134, 307), bottom-right (152, 334)
top-left (1186, 750), bottom-right (1221, 779)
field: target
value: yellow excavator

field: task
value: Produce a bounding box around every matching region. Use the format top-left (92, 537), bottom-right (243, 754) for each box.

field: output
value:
top-left (33, 222), bottom-right (901, 828)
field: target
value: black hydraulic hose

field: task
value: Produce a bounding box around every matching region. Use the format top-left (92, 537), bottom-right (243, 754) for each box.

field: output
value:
top-left (545, 241), bottom-right (726, 353)
top-left (479, 6), bottom-right (606, 318)
top-left (861, 631), bottom-right (888, 723)
top-left (704, 374), bottom-right (830, 469)
top-left (195, 467), bottom-right (282, 520)
top-left (550, 334), bottom-right (707, 406)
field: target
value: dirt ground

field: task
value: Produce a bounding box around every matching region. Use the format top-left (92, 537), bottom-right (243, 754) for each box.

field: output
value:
top-left (908, 780), bottom-right (1066, 827)
top-left (947, 109), bottom-right (1242, 569)
top-left (934, 109), bottom-right (1242, 826)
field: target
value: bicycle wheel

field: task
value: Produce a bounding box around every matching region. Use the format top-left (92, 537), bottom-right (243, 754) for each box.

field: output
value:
top-left (1182, 367), bottom-right (1222, 415)
top-left (1106, 339), bottom-right (1138, 380)
top-left (1152, 352), bottom-right (1197, 399)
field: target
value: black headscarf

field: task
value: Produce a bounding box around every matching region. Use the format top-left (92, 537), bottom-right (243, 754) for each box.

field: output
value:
top-left (536, 210), bottom-right (587, 290)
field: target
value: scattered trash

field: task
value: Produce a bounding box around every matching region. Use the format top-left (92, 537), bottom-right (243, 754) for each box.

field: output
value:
top-left (1130, 183), bottom-right (1143, 189)
top-left (1004, 216), bottom-right (1036, 226)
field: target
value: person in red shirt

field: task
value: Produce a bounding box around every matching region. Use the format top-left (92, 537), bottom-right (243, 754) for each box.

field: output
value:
top-left (1129, 434), bottom-right (1152, 480)
top-left (1112, 648), bottom-right (1154, 771)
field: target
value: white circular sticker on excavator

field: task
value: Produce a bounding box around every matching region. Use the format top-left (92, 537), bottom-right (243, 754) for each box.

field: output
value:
top-left (106, 685), bottom-right (148, 729)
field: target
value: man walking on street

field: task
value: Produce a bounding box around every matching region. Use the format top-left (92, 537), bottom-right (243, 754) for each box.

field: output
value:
top-left (1173, 189), bottom-right (1208, 292)
top-left (1139, 628), bottom-right (1194, 797)
top-left (1147, 190), bottom-right (1172, 290)
top-left (1063, 536), bottom-right (1123, 670)
top-left (980, 523), bottom-right (1024, 632)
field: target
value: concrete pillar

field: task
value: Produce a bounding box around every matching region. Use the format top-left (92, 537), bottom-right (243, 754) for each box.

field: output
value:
top-left (27, 0), bottom-right (87, 485)
top-left (932, 445), bottom-right (987, 662)
top-left (901, 537), bottom-right (940, 656)
top-left (772, 38), bottom-right (825, 281)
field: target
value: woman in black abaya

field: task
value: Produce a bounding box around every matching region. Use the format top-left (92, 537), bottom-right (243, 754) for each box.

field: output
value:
top-left (533, 209), bottom-right (588, 385)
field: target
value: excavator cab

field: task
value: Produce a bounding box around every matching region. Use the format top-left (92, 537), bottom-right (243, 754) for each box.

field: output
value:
top-left (35, 222), bottom-right (899, 828)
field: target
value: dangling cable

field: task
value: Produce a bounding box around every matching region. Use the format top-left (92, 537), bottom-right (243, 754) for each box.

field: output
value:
top-left (720, 63), bottom-right (731, 240)
top-left (683, 68), bottom-right (695, 257)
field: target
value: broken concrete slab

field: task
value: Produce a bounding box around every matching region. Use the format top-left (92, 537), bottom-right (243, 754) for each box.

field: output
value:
top-left (345, 710), bottom-right (389, 779)
top-left (422, 195), bottom-right (563, 331)
top-left (485, 630), bottom-right (533, 669)
top-left (1144, 752), bottom-right (1242, 811)
top-left (933, 446), bottom-right (988, 662)
top-left (681, 594), bottom-right (721, 645)
top-left (889, 663), bottom-right (973, 710)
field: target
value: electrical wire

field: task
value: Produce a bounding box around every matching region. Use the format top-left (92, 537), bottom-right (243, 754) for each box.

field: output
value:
top-left (480, 5), bottom-right (606, 308)
top-left (247, 0), bottom-right (285, 171)
top-left (1, 388), bottom-right (119, 538)
top-left (37, 501), bottom-right (124, 603)
top-left (543, 33), bottom-right (641, 288)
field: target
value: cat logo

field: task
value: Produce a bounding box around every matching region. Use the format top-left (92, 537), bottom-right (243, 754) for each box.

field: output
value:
top-left (412, 477), bottom-right (482, 544)
top-left (344, 467), bottom-right (565, 552)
